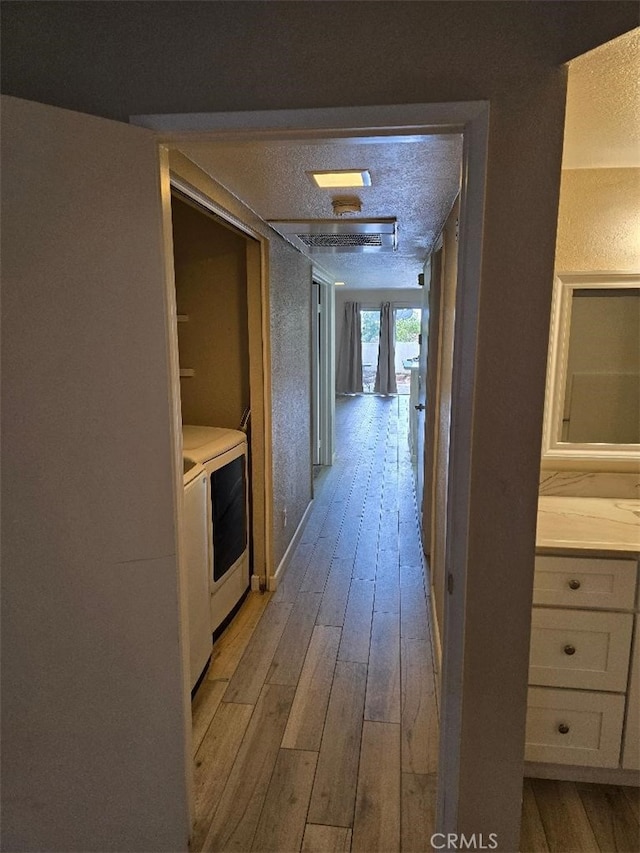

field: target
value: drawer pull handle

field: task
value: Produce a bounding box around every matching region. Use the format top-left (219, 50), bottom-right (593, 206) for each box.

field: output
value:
top-left (558, 723), bottom-right (570, 735)
top-left (568, 579), bottom-right (581, 590)
top-left (564, 644), bottom-right (576, 656)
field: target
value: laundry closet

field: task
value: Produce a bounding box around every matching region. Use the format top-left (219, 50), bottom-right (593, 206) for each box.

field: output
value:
top-left (170, 193), bottom-right (254, 693)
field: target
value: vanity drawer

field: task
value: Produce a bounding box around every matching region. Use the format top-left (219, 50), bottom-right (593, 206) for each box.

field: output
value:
top-left (529, 608), bottom-right (633, 692)
top-left (525, 687), bottom-right (625, 767)
top-left (533, 555), bottom-right (637, 610)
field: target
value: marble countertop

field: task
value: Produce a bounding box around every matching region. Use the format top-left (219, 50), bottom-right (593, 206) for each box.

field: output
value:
top-left (537, 496), bottom-right (640, 554)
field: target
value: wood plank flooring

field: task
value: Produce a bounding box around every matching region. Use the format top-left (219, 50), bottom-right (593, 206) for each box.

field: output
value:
top-left (523, 779), bottom-right (640, 853)
top-left (190, 394), bottom-right (639, 852)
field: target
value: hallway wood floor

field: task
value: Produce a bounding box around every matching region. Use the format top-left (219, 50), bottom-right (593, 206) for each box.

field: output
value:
top-left (190, 395), bottom-right (639, 853)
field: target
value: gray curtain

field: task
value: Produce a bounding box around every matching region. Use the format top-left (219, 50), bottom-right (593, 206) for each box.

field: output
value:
top-left (374, 302), bottom-right (397, 394)
top-left (336, 301), bottom-right (363, 394)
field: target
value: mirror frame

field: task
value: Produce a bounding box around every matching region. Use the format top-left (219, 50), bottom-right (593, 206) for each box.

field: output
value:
top-left (541, 271), bottom-right (640, 472)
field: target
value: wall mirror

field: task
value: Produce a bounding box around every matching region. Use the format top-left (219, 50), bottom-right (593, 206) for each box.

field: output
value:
top-left (541, 272), bottom-right (640, 471)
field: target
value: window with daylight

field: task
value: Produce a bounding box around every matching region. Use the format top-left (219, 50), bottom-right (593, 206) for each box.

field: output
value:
top-left (359, 307), bottom-right (422, 394)
top-left (395, 308), bottom-right (421, 394)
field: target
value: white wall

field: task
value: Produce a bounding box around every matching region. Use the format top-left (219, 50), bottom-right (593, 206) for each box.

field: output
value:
top-left (1, 98), bottom-right (189, 852)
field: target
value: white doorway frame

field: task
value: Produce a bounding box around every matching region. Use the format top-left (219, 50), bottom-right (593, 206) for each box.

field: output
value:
top-left (132, 101), bottom-right (490, 836)
top-left (311, 281), bottom-right (322, 465)
top-left (169, 169), bottom-right (273, 591)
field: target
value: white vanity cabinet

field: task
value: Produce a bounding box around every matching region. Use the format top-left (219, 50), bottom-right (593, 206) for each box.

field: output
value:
top-left (525, 498), bottom-right (640, 782)
top-left (623, 628), bottom-right (640, 770)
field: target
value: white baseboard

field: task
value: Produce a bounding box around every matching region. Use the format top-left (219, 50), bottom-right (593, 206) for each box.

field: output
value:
top-left (268, 500), bottom-right (314, 592)
top-left (524, 761), bottom-right (640, 786)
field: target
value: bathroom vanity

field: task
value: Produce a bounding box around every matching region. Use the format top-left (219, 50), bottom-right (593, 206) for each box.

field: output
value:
top-left (525, 496), bottom-right (640, 783)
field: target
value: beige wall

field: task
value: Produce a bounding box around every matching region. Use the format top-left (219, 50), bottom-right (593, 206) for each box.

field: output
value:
top-left (171, 197), bottom-right (250, 429)
top-left (555, 168), bottom-right (640, 271)
top-left (2, 2), bottom-right (638, 848)
top-left (541, 167), bottom-right (639, 494)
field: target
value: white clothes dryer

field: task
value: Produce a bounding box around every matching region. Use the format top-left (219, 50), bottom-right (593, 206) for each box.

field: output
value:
top-left (182, 426), bottom-right (249, 638)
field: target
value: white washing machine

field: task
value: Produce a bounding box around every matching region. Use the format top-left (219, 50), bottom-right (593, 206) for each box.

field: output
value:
top-left (182, 426), bottom-right (250, 638)
top-left (182, 458), bottom-right (211, 691)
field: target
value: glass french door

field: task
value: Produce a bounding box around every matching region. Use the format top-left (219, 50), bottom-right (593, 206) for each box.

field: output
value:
top-left (360, 309), bottom-right (380, 392)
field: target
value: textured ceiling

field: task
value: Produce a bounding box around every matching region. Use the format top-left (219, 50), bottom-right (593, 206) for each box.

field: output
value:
top-left (175, 28), bottom-right (637, 286)
top-left (178, 136), bottom-right (462, 289)
top-left (563, 27), bottom-right (639, 169)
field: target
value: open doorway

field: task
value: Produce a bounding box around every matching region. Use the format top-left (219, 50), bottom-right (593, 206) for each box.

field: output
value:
top-left (169, 192), bottom-right (255, 694)
top-left (134, 101), bottom-right (491, 841)
top-left (357, 305), bottom-right (422, 395)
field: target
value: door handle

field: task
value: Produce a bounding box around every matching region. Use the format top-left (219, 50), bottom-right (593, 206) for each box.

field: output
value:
top-left (414, 403), bottom-right (425, 411)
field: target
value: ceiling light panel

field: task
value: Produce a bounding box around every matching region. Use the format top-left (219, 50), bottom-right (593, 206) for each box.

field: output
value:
top-left (309, 170), bottom-right (372, 188)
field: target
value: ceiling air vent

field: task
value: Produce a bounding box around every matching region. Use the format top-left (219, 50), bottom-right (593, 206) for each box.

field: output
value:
top-left (267, 218), bottom-right (397, 254)
top-left (297, 233), bottom-right (384, 249)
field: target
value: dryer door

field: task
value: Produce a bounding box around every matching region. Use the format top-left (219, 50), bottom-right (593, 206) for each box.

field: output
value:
top-left (211, 454), bottom-right (248, 582)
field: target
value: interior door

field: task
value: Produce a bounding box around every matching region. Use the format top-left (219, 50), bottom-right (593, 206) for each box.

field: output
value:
top-left (1, 96), bottom-right (190, 851)
top-left (312, 277), bottom-right (334, 467)
top-left (431, 199), bottom-right (459, 650)
top-left (420, 247), bottom-right (443, 556)
top-left (415, 260), bottom-right (429, 526)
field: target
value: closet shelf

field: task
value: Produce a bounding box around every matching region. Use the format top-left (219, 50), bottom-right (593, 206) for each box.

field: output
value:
top-left (179, 368), bottom-right (195, 378)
